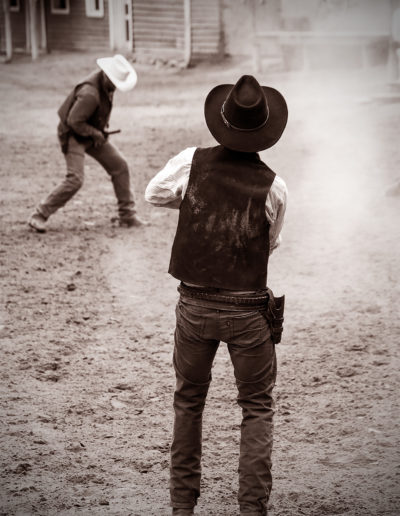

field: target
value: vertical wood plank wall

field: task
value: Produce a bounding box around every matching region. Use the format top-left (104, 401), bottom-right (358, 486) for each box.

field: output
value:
top-left (45, 1), bottom-right (109, 51)
top-left (0, 1), bottom-right (27, 51)
top-left (1, 0), bottom-right (222, 60)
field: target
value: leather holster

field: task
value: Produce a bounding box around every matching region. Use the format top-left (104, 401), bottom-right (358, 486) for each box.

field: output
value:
top-left (264, 288), bottom-right (285, 344)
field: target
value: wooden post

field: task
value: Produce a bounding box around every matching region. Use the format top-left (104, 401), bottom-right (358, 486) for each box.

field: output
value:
top-left (40, 0), bottom-right (47, 52)
top-left (250, 0), bottom-right (261, 72)
top-left (29, 0), bottom-right (39, 60)
top-left (183, 0), bottom-right (192, 67)
top-left (108, 0), bottom-right (115, 50)
top-left (388, 0), bottom-right (400, 82)
top-left (2, 0), bottom-right (13, 63)
top-left (25, 0), bottom-right (31, 52)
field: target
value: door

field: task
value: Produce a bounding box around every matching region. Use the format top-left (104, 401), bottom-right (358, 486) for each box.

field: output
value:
top-left (109, 0), bottom-right (132, 51)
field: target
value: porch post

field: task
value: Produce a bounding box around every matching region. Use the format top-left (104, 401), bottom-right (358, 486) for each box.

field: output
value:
top-left (2, 0), bottom-right (13, 62)
top-left (40, 0), bottom-right (47, 52)
top-left (250, 0), bottom-right (261, 72)
top-left (183, 0), bottom-right (191, 67)
top-left (29, 0), bottom-right (39, 60)
top-left (108, 0), bottom-right (115, 50)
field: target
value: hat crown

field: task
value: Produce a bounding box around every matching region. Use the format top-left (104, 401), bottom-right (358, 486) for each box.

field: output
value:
top-left (223, 75), bottom-right (269, 131)
top-left (109, 55), bottom-right (130, 81)
top-left (204, 74), bottom-right (288, 152)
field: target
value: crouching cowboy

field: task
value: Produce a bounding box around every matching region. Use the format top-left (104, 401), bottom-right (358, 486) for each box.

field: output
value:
top-left (145, 75), bottom-right (288, 515)
top-left (28, 54), bottom-right (147, 232)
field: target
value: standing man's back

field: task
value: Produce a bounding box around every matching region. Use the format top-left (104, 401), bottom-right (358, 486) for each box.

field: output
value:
top-left (146, 75), bottom-right (288, 515)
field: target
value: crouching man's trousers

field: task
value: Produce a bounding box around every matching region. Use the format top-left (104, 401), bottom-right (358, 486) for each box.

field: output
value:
top-left (38, 135), bottom-right (136, 222)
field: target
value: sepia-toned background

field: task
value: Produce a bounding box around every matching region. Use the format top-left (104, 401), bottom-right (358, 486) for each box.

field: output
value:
top-left (1, 1), bottom-right (399, 514)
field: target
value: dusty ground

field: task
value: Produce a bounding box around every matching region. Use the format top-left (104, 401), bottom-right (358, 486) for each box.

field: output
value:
top-left (0, 52), bottom-right (399, 515)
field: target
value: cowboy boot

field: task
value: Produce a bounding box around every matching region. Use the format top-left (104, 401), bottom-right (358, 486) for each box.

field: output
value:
top-left (119, 214), bottom-right (149, 227)
top-left (28, 212), bottom-right (47, 233)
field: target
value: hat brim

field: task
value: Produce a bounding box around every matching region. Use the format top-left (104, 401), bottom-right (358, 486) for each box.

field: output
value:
top-left (96, 57), bottom-right (137, 92)
top-left (204, 84), bottom-right (288, 152)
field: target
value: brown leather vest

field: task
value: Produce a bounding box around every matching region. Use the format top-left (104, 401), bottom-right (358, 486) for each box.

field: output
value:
top-left (57, 71), bottom-right (112, 136)
top-left (168, 146), bottom-right (276, 289)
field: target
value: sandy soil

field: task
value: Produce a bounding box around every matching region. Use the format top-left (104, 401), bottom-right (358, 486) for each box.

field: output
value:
top-left (0, 52), bottom-right (399, 515)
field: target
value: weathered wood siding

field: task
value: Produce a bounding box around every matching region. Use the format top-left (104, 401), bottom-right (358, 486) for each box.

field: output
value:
top-left (132, 0), bottom-right (185, 60)
top-left (45, 0), bottom-right (110, 51)
top-left (191, 0), bottom-right (221, 59)
top-left (1, 0), bottom-right (224, 62)
top-left (0, 2), bottom-right (27, 52)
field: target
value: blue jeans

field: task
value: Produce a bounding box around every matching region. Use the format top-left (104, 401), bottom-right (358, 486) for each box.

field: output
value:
top-left (170, 295), bottom-right (277, 515)
top-left (38, 135), bottom-right (136, 221)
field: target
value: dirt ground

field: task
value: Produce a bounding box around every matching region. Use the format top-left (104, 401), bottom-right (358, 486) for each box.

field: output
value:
top-left (0, 52), bottom-right (399, 516)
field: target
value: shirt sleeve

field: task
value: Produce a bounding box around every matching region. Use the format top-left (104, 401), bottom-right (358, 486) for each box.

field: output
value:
top-left (266, 175), bottom-right (288, 254)
top-left (66, 84), bottom-right (101, 138)
top-left (145, 147), bottom-right (196, 208)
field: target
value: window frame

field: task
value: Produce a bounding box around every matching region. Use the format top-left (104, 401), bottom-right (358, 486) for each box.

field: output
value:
top-left (50, 0), bottom-right (70, 15)
top-left (9, 0), bottom-right (20, 12)
top-left (85, 0), bottom-right (104, 19)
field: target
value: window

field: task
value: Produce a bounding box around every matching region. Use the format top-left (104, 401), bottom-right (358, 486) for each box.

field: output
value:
top-left (85, 0), bottom-right (104, 18)
top-left (51, 0), bottom-right (70, 15)
top-left (9, 0), bottom-right (20, 12)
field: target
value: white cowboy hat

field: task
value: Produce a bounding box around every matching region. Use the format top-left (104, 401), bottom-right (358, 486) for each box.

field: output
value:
top-left (96, 54), bottom-right (137, 92)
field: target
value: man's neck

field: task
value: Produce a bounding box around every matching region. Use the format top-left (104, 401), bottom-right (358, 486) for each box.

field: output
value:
top-left (100, 72), bottom-right (116, 94)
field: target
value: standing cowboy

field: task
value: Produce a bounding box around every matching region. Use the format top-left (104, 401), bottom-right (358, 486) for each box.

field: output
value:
top-left (28, 54), bottom-right (146, 232)
top-left (145, 75), bottom-right (288, 515)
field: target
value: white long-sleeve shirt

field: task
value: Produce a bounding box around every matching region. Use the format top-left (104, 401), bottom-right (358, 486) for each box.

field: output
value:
top-left (145, 147), bottom-right (287, 253)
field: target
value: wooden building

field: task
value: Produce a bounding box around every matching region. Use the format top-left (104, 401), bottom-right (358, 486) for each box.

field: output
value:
top-left (0, 0), bottom-right (395, 70)
top-left (0, 0), bottom-right (222, 63)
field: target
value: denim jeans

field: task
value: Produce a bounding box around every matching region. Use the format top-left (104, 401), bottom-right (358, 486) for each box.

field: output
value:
top-left (38, 135), bottom-right (136, 221)
top-left (170, 295), bottom-right (277, 515)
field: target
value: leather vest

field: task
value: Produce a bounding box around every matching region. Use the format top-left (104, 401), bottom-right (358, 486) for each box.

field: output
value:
top-left (168, 146), bottom-right (276, 289)
top-left (57, 71), bottom-right (112, 136)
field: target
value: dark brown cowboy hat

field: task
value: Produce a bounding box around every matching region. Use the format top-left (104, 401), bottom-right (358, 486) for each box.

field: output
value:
top-left (204, 75), bottom-right (288, 153)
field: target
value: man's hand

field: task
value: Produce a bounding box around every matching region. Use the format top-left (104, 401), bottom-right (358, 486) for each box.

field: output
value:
top-left (92, 130), bottom-right (106, 148)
